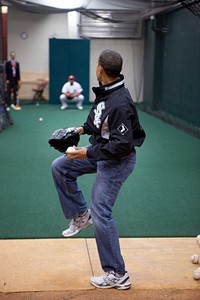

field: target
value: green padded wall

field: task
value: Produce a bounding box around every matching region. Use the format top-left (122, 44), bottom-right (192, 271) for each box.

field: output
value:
top-left (144, 8), bottom-right (200, 128)
top-left (143, 22), bottom-right (156, 110)
top-left (49, 39), bottom-right (90, 105)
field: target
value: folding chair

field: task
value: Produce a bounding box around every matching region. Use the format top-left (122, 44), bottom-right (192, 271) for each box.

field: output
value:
top-left (31, 79), bottom-right (47, 104)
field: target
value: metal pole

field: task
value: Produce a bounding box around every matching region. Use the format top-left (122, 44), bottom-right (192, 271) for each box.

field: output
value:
top-left (0, 0), bottom-right (3, 64)
top-left (1, 5), bottom-right (8, 62)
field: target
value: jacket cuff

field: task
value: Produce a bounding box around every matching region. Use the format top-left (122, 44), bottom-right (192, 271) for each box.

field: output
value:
top-left (82, 124), bottom-right (92, 135)
top-left (87, 147), bottom-right (95, 159)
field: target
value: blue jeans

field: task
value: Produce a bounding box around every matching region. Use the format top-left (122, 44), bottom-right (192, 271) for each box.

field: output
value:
top-left (51, 146), bottom-right (136, 275)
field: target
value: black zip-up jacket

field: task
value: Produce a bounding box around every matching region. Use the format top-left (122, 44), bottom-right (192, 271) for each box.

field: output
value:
top-left (83, 74), bottom-right (146, 161)
top-left (5, 60), bottom-right (20, 82)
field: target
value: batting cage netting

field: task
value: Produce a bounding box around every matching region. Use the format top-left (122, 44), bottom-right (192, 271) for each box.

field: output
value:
top-left (180, 0), bottom-right (200, 16)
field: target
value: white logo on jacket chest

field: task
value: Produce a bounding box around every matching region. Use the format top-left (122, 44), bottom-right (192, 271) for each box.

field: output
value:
top-left (93, 102), bottom-right (105, 128)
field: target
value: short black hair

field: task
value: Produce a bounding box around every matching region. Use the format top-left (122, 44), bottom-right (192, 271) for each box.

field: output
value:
top-left (98, 49), bottom-right (123, 77)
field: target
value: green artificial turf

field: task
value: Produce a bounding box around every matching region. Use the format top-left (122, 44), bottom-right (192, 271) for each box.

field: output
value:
top-left (0, 104), bottom-right (200, 239)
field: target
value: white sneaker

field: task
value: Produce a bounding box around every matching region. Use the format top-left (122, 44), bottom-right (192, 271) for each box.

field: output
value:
top-left (61, 104), bottom-right (68, 110)
top-left (62, 209), bottom-right (92, 237)
top-left (90, 271), bottom-right (131, 290)
top-left (76, 103), bottom-right (83, 110)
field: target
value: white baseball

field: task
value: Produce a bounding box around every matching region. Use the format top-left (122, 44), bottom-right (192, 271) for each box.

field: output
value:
top-left (193, 267), bottom-right (200, 280)
top-left (39, 117), bottom-right (43, 122)
top-left (67, 146), bottom-right (75, 153)
top-left (191, 254), bottom-right (199, 264)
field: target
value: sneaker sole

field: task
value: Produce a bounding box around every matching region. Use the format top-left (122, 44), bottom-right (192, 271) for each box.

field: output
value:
top-left (115, 283), bottom-right (131, 290)
top-left (90, 280), bottom-right (131, 290)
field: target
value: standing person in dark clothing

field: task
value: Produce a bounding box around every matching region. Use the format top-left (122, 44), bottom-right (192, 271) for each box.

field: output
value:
top-left (5, 51), bottom-right (21, 110)
top-left (51, 49), bottom-right (146, 290)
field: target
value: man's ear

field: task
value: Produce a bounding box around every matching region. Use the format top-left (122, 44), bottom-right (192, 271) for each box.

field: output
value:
top-left (98, 65), bottom-right (104, 73)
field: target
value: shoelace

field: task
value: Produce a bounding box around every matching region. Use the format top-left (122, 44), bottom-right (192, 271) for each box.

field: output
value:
top-left (103, 272), bottom-right (119, 284)
top-left (70, 213), bottom-right (88, 229)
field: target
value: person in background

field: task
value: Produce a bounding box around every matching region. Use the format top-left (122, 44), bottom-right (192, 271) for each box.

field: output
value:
top-left (51, 49), bottom-right (146, 290)
top-left (60, 75), bottom-right (84, 110)
top-left (5, 51), bottom-right (21, 110)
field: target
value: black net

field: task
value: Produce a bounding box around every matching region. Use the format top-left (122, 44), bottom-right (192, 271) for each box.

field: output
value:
top-left (180, 0), bottom-right (200, 16)
top-left (0, 64), bottom-right (13, 131)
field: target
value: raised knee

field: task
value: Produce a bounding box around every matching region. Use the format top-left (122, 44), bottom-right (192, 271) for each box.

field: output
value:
top-left (60, 94), bottom-right (66, 100)
top-left (79, 94), bottom-right (84, 101)
top-left (51, 160), bottom-right (56, 173)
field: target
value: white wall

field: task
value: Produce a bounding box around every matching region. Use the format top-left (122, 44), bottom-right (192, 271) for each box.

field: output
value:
top-left (7, 7), bottom-right (71, 99)
top-left (90, 39), bottom-right (144, 102)
top-left (7, 7), bottom-right (144, 102)
top-left (7, 7), bottom-right (69, 78)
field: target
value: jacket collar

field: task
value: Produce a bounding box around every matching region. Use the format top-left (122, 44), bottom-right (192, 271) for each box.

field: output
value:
top-left (92, 74), bottom-right (124, 97)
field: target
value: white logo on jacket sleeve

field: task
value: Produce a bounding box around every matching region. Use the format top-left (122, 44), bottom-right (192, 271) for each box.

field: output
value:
top-left (94, 102), bottom-right (105, 128)
top-left (117, 123), bottom-right (129, 135)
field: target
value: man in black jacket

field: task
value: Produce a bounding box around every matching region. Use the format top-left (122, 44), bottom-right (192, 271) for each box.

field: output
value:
top-left (5, 51), bottom-right (21, 110)
top-left (51, 49), bottom-right (146, 290)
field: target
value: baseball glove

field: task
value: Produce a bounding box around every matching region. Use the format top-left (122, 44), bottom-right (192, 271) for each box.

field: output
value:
top-left (48, 127), bottom-right (80, 153)
top-left (66, 92), bottom-right (74, 100)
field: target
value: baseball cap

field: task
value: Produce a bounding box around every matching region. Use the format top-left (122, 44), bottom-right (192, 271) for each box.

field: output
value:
top-left (68, 75), bottom-right (75, 80)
